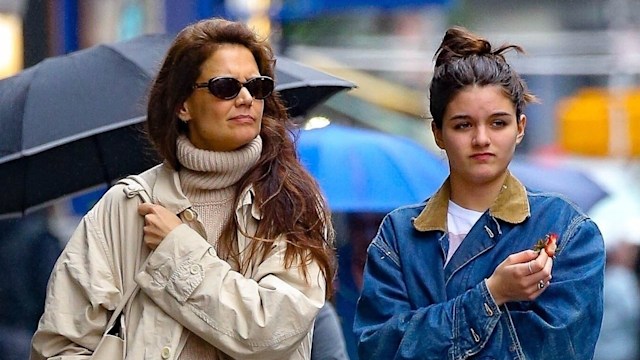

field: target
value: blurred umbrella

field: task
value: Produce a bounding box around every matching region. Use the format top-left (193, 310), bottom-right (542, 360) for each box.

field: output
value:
top-left (296, 124), bottom-right (448, 212)
top-left (295, 125), bottom-right (605, 213)
top-left (589, 194), bottom-right (640, 246)
top-left (509, 157), bottom-right (607, 212)
top-left (0, 33), bottom-right (354, 218)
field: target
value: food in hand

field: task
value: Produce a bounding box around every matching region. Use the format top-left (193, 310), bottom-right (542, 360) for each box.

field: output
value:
top-left (532, 233), bottom-right (558, 257)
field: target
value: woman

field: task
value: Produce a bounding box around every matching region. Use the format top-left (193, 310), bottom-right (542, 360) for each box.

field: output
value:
top-left (353, 26), bottom-right (604, 359)
top-left (31, 18), bottom-right (335, 360)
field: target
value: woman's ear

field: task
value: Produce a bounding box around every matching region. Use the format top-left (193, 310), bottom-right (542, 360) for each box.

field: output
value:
top-left (515, 114), bottom-right (527, 145)
top-left (431, 121), bottom-right (445, 149)
top-left (177, 102), bottom-right (191, 122)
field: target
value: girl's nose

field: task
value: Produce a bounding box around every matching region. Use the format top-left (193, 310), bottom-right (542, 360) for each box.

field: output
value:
top-left (472, 127), bottom-right (490, 146)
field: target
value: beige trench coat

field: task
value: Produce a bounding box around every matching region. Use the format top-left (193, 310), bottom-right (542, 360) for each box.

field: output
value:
top-left (31, 164), bottom-right (326, 360)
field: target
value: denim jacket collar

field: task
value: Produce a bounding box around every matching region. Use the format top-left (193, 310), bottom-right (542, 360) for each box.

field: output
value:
top-left (413, 171), bottom-right (530, 232)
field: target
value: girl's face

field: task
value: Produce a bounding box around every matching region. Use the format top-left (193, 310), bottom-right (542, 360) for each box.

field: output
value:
top-left (432, 85), bottom-right (526, 187)
top-left (178, 44), bottom-right (264, 151)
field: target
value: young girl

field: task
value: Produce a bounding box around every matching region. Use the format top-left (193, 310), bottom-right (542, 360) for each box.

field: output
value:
top-left (354, 26), bottom-right (605, 359)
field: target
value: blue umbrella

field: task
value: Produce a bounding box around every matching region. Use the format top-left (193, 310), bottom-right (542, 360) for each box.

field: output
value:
top-left (296, 124), bottom-right (448, 212)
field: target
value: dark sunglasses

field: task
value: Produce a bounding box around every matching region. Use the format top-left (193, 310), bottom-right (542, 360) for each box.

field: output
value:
top-left (193, 76), bottom-right (274, 100)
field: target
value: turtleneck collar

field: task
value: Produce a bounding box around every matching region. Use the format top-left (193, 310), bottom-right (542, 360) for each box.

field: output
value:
top-left (176, 135), bottom-right (262, 202)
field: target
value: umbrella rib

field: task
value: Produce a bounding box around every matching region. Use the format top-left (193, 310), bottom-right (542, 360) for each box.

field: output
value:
top-left (276, 82), bottom-right (354, 91)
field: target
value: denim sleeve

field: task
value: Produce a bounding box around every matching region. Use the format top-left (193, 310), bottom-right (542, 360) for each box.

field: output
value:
top-left (353, 233), bottom-right (502, 360)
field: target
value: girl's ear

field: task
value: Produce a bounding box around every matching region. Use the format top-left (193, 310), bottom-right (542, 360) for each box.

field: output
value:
top-left (515, 114), bottom-right (527, 145)
top-left (431, 121), bottom-right (445, 149)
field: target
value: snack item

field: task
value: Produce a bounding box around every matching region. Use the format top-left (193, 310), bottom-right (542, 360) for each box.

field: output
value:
top-left (533, 233), bottom-right (558, 257)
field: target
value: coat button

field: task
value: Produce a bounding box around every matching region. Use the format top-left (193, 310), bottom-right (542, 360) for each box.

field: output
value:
top-left (190, 264), bottom-right (201, 275)
top-left (161, 346), bottom-right (171, 359)
top-left (183, 208), bottom-right (197, 221)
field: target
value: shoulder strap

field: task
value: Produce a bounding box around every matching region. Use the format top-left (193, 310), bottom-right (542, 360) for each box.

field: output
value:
top-left (102, 175), bottom-right (153, 336)
top-left (117, 174), bottom-right (153, 204)
top-left (104, 282), bottom-right (140, 335)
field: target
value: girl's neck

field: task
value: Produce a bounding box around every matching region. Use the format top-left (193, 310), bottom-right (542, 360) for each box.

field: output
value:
top-left (449, 172), bottom-right (508, 212)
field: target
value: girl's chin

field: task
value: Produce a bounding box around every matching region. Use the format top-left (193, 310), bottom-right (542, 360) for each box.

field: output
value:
top-left (455, 167), bottom-right (508, 185)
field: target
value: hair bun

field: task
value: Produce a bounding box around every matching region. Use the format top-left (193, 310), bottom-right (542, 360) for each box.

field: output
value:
top-left (434, 26), bottom-right (522, 67)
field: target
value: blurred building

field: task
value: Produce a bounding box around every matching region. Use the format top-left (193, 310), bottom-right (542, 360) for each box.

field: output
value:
top-left (284, 0), bottom-right (640, 157)
top-left (0, 0), bottom-right (27, 78)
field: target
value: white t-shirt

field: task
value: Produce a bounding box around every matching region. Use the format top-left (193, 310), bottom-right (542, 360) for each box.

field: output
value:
top-left (446, 200), bottom-right (484, 266)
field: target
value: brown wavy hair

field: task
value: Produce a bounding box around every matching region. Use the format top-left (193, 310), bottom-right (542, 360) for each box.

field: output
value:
top-left (429, 26), bottom-right (537, 129)
top-left (146, 18), bottom-right (335, 298)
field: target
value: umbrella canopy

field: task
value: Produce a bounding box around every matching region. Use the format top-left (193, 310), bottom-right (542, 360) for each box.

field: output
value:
top-left (509, 157), bottom-right (607, 212)
top-left (0, 34), bottom-right (355, 218)
top-left (296, 124), bottom-right (449, 213)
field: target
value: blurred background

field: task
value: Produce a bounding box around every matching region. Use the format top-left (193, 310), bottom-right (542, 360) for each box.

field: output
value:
top-left (1, 0), bottom-right (640, 359)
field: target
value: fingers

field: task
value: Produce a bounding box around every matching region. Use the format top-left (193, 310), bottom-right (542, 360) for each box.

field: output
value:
top-left (524, 249), bottom-right (553, 274)
top-left (137, 202), bottom-right (156, 216)
top-left (137, 202), bottom-right (183, 238)
top-left (527, 251), bottom-right (553, 292)
top-left (508, 249), bottom-right (539, 264)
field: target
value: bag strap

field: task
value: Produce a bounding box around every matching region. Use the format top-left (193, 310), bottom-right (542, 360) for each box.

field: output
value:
top-left (104, 282), bottom-right (140, 335)
top-left (102, 175), bottom-right (154, 336)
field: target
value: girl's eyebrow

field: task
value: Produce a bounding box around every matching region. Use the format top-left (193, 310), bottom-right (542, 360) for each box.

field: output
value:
top-left (449, 111), bottom-right (513, 120)
top-left (491, 111), bottom-right (514, 117)
top-left (448, 114), bottom-right (470, 121)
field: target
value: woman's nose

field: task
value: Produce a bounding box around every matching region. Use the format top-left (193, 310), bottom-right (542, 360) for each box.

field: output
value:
top-left (235, 86), bottom-right (253, 106)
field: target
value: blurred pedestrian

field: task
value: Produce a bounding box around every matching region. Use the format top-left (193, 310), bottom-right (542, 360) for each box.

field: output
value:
top-left (594, 238), bottom-right (640, 360)
top-left (334, 212), bottom-right (384, 360)
top-left (0, 210), bottom-right (62, 360)
top-left (311, 302), bottom-right (349, 360)
top-left (31, 17), bottom-right (335, 359)
top-left (353, 26), bottom-right (605, 359)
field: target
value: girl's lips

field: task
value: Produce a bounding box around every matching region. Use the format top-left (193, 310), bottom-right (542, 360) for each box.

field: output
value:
top-left (470, 153), bottom-right (494, 161)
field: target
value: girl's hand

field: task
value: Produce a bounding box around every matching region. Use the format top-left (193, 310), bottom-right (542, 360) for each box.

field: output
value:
top-left (485, 249), bottom-right (553, 306)
top-left (137, 203), bottom-right (183, 250)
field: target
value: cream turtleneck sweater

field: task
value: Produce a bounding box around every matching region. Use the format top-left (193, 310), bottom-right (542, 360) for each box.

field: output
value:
top-left (175, 134), bottom-right (262, 360)
top-left (177, 134), bottom-right (262, 246)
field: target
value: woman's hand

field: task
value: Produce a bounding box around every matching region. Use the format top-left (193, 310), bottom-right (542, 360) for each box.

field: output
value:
top-left (485, 249), bottom-right (553, 306)
top-left (138, 203), bottom-right (183, 250)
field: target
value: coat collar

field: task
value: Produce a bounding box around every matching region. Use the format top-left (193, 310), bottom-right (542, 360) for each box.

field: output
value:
top-left (151, 163), bottom-right (263, 220)
top-left (413, 171), bottom-right (530, 232)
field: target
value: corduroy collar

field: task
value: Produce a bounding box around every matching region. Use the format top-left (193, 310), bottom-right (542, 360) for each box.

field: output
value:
top-left (413, 171), bottom-right (530, 232)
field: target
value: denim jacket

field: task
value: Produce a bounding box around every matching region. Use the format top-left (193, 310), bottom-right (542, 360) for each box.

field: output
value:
top-left (354, 173), bottom-right (605, 360)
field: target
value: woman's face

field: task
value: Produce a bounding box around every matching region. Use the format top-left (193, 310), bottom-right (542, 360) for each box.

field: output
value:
top-left (178, 44), bottom-right (264, 151)
top-left (432, 85), bottom-right (526, 187)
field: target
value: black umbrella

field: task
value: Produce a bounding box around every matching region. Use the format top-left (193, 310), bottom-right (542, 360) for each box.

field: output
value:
top-left (0, 33), bottom-right (355, 218)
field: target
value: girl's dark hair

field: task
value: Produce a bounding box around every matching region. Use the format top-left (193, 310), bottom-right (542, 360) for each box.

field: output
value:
top-left (429, 26), bottom-right (537, 129)
top-left (146, 18), bottom-right (335, 298)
